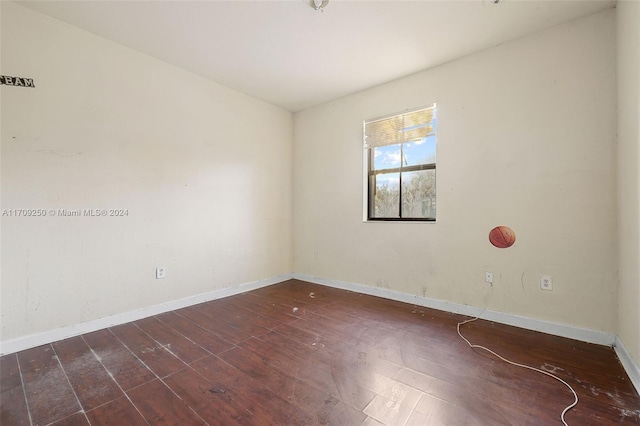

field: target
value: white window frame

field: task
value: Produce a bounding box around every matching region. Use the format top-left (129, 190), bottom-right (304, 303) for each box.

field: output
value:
top-left (362, 104), bottom-right (437, 222)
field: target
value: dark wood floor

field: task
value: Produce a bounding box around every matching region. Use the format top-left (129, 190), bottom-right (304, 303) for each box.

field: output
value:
top-left (1, 279), bottom-right (639, 425)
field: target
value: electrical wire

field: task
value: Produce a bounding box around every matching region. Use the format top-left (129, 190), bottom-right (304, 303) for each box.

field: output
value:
top-left (457, 316), bottom-right (578, 426)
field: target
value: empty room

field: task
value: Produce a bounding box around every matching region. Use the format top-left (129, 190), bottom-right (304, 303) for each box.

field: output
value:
top-left (1, 0), bottom-right (639, 425)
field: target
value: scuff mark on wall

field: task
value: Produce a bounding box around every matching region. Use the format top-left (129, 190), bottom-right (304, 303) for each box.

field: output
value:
top-left (375, 279), bottom-right (390, 289)
top-left (28, 149), bottom-right (83, 157)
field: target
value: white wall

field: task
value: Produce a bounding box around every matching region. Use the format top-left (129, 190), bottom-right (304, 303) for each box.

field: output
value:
top-left (293, 10), bottom-right (617, 333)
top-left (0, 3), bottom-right (292, 342)
top-left (0, 2), bottom-right (625, 352)
top-left (617, 0), bottom-right (640, 365)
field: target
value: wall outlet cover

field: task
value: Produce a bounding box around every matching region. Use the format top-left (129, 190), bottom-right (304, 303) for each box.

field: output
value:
top-left (156, 267), bottom-right (166, 279)
top-left (540, 275), bottom-right (553, 291)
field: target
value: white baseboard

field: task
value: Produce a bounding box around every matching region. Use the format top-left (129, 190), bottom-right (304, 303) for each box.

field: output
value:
top-left (614, 335), bottom-right (640, 395)
top-left (293, 273), bottom-right (616, 346)
top-left (293, 273), bottom-right (640, 394)
top-left (4, 271), bottom-right (638, 397)
top-left (0, 273), bottom-right (293, 356)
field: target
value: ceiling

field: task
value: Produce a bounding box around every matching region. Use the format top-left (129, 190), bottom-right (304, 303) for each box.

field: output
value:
top-left (16, 0), bottom-right (615, 112)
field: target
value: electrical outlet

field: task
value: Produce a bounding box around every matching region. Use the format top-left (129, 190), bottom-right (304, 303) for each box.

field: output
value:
top-left (485, 271), bottom-right (493, 284)
top-left (156, 267), bottom-right (166, 279)
top-left (540, 275), bottom-right (552, 291)
top-left (312, 251), bottom-right (318, 259)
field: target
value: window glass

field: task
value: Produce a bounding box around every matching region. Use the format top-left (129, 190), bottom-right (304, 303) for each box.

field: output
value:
top-left (373, 172), bottom-right (400, 218)
top-left (401, 169), bottom-right (436, 218)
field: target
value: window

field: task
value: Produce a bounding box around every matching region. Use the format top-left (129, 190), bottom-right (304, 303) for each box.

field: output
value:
top-left (364, 105), bottom-right (437, 221)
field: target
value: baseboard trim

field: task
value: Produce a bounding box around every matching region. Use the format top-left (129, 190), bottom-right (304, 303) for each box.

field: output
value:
top-left (4, 271), bottom-right (638, 395)
top-left (614, 335), bottom-right (640, 395)
top-left (293, 273), bottom-right (617, 347)
top-left (293, 274), bottom-right (640, 393)
top-left (0, 273), bottom-right (293, 356)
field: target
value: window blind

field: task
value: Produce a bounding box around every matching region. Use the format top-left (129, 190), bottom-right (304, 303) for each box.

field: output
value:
top-left (364, 105), bottom-right (436, 149)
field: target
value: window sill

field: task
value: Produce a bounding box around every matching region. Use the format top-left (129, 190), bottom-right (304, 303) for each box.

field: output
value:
top-left (363, 218), bottom-right (437, 223)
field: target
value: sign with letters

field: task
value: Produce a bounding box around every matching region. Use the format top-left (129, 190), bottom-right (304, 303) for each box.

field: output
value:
top-left (1, 75), bottom-right (35, 88)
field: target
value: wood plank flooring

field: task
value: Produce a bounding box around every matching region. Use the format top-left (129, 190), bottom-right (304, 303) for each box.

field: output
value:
top-left (1, 279), bottom-right (639, 425)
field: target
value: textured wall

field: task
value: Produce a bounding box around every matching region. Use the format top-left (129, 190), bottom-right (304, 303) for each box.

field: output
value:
top-left (617, 0), bottom-right (640, 365)
top-left (1, 3), bottom-right (293, 341)
top-left (293, 10), bottom-right (617, 333)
